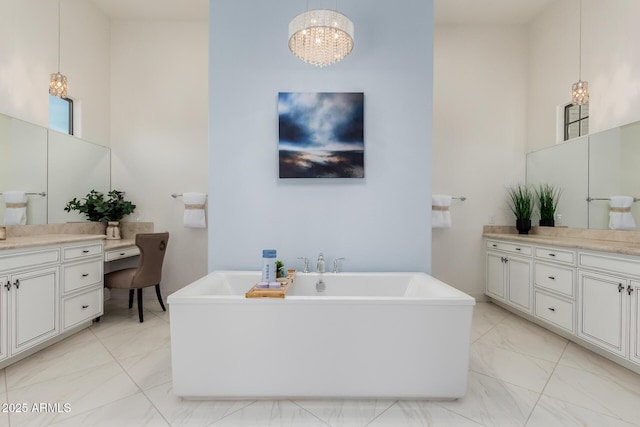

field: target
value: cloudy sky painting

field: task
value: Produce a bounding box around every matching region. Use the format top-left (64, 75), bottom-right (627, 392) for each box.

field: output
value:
top-left (278, 92), bottom-right (364, 178)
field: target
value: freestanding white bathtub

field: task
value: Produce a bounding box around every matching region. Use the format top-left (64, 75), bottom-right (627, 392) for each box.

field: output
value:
top-left (167, 271), bottom-right (475, 400)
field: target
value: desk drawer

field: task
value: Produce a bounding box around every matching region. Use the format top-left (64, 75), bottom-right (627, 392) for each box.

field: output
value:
top-left (63, 243), bottom-right (103, 262)
top-left (534, 291), bottom-right (575, 333)
top-left (105, 247), bottom-right (140, 262)
top-left (486, 240), bottom-right (532, 256)
top-left (534, 262), bottom-right (575, 298)
top-left (63, 287), bottom-right (102, 330)
top-left (63, 260), bottom-right (102, 293)
top-left (535, 247), bottom-right (575, 265)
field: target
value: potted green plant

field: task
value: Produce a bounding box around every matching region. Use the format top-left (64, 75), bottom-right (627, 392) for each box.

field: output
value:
top-left (64, 190), bottom-right (136, 239)
top-left (506, 184), bottom-right (534, 234)
top-left (535, 184), bottom-right (562, 227)
top-left (275, 260), bottom-right (285, 278)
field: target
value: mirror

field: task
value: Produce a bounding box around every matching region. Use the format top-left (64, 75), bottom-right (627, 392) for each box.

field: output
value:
top-left (0, 112), bottom-right (111, 225)
top-left (526, 120), bottom-right (640, 230)
top-left (588, 121), bottom-right (640, 230)
top-left (526, 135), bottom-right (589, 228)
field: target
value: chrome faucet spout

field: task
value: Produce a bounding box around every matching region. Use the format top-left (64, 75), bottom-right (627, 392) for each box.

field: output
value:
top-left (316, 253), bottom-right (325, 273)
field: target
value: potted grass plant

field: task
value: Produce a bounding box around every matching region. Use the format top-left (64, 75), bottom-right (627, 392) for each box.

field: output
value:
top-left (535, 184), bottom-right (562, 227)
top-left (506, 184), bottom-right (534, 234)
top-left (64, 190), bottom-right (136, 239)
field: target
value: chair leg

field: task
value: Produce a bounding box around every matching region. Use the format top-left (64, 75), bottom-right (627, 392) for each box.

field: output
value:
top-left (137, 288), bottom-right (144, 323)
top-left (128, 289), bottom-right (134, 309)
top-left (155, 284), bottom-right (166, 312)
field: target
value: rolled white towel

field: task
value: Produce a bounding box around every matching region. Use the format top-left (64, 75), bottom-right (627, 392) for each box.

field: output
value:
top-left (609, 196), bottom-right (636, 230)
top-left (183, 192), bottom-right (207, 228)
top-left (4, 191), bottom-right (27, 226)
top-left (432, 194), bottom-right (452, 229)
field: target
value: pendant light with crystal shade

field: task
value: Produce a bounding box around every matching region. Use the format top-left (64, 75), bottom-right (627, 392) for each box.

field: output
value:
top-left (49, 0), bottom-right (68, 98)
top-left (288, 2), bottom-right (354, 67)
top-left (571, 0), bottom-right (588, 105)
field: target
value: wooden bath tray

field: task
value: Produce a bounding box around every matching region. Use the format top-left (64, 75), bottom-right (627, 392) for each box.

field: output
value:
top-left (245, 269), bottom-right (296, 298)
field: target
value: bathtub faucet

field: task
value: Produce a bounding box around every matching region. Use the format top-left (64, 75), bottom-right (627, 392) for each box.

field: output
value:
top-left (297, 257), bottom-right (310, 273)
top-left (316, 253), bottom-right (325, 273)
top-left (333, 257), bottom-right (345, 273)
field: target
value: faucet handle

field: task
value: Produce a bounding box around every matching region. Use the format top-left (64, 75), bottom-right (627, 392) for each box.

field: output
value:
top-left (333, 257), bottom-right (345, 273)
top-left (297, 257), bottom-right (310, 273)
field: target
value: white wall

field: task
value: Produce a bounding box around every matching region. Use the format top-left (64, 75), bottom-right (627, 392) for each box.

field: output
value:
top-left (0, 0), bottom-right (110, 145)
top-left (528, 0), bottom-right (640, 152)
top-left (432, 25), bottom-right (528, 299)
top-left (209, 0), bottom-right (433, 273)
top-left (110, 20), bottom-right (209, 296)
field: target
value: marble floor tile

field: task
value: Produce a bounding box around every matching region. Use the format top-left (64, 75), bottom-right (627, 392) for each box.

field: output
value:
top-left (144, 382), bottom-right (253, 426)
top-left (47, 392), bottom-right (169, 427)
top-left (93, 316), bottom-right (171, 361)
top-left (0, 392), bottom-right (8, 427)
top-left (211, 400), bottom-right (327, 426)
top-left (5, 330), bottom-right (115, 391)
top-left (526, 395), bottom-right (640, 427)
top-left (436, 371), bottom-right (539, 426)
top-left (477, 314), bottom-right (568, 363)
top-left (470, 302), bottom-right (510, 339)
top-left (6, 360), bottom-right (139, 427)
top-left (118, 344), bottom-right (172, 391)
top-left (367, 400), bottom-right (482, 426)
top-left (293, 399), bottom-right (395, 426)
top-left (470, 340), bottom-right (556, 392)
top-left (558, 342), bottom-right (640, 385)
top-left (543, 364), bottom-right (640, 425)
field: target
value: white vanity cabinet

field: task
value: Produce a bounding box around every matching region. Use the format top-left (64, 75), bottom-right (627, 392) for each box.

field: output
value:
top-left (0, 247), bottom-right (60, 358)
top-left (631, 280), bottom-right (640, 366)
top-left (0, 238), bottom-right (104, 369)
top-left (533, 246), bottom-right (577, 334)
top-left (486, 240), bottom-right (532, 312)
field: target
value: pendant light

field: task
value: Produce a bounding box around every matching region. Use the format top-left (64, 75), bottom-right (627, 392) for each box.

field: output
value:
top-left (288, 1), bottom-right (354, 67)
top-left (571, 0), bottom-right (588, 105)
top-left (49, 0), bottom-right (68, 98)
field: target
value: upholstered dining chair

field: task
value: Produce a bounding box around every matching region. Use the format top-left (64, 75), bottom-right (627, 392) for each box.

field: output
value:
top-left (104, 232), bottom-right (169, 322)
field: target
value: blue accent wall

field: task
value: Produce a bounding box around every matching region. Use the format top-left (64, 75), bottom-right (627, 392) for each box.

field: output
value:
top-left (209, 0), bottom-right (433, 273)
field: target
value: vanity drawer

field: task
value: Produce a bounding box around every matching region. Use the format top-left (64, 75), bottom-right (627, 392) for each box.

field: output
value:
top-left (534, 291), bottom-right (575, 333)
top-left (105, 247), bottom-right (140, 262)
top-left (535, 247), bottom-right (575, 265)
top-left (63, 243), bottom-right (103, 262)
top-left (0, 248), bottom-right (59, 272)
top-left (534, 262), bottom-right (575, 298)
top-left (62, 287), bottom-right (103, 330)
top-left (579, 252), bottom-right (640, 278)
top-left (63, 259), bottom-right (103, 293)
top-left (486, 240), bottom-right (532, 256)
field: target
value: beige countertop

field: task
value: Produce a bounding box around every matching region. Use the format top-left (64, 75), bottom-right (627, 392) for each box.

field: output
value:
top-left (104, 239), bottom-right (136, 251)
top-left (484, 230), bottom-right (640, 257)
top-left (0, 234), bottom-right (106, 251)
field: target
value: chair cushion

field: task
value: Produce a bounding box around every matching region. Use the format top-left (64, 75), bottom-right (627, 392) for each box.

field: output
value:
top-left (104, 268), bottom-right (137, 289)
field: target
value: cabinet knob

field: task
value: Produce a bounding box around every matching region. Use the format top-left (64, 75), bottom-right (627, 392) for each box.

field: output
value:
top-left (548, 253), bottom-right (556, 257)
top-left (4, 281), bottom-right (10, 291)
top-left (492, 244), bottom-right (498, 248)
top-left (82, 249), bottom-right (90, 254)
top-left (120, 253), bottom-right (126, 256)
top-left (82, 305), bottom-right (89, 309)
top-left (82, 273), bottom-right (89, 277)
top-left (14, 279), bottom-right (20, 289)
top-left (548, 276), bottom-right (556, 280)
top-left (547, 307), bottom-right (556, 312)
top-left (628, 285), bottom-right (634, 296)
top-left (515, 247), bottom-right (521, 251)
top-left (618, 283), bottom-right (625, 293)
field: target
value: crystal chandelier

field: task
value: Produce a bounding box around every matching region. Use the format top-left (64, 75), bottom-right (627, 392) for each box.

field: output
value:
top-left (571, 0), bottom-right (588, 105)
top-left (288, 7), bottom-right (354, 67)
top-left (49, 0), bottom-right (68, 98)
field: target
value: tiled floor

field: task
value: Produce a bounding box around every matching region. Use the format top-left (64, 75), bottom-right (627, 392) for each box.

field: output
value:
top-left (1, 301), bottom-right (640, 426)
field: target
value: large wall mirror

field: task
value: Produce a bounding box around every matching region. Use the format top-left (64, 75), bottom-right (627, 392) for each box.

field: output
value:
top-left (0, 113), bottom-right (111, 225)
top-left (527, 120), bottom-right (640, 230)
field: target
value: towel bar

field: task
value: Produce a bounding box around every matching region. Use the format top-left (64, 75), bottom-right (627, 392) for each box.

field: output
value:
top-left (0, 192), bottom-right (46, 197)
top-left (587, 197), bottom-right (640, 202)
